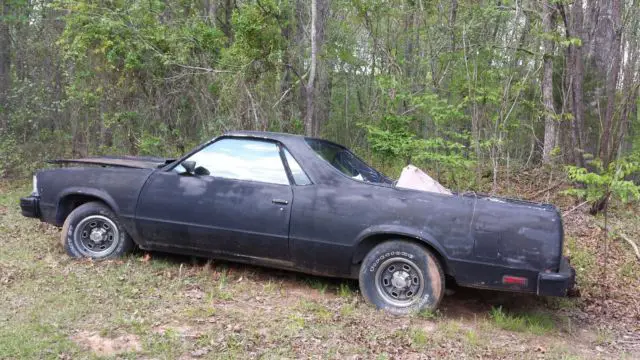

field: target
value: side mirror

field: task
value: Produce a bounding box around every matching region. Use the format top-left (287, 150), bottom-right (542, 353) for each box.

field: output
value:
top-left (194, 166), bottom-right (210, 176)
top-left (182, 160), bottom-right (196, 175)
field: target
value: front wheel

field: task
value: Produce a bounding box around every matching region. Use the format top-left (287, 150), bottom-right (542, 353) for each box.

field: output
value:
top-left (359, 240), bottom-right (445, 315)
top-left (61, 201), bottom-right (134, 260)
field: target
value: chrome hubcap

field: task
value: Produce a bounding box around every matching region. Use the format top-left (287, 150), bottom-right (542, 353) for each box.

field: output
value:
top-left (375, 257), bottom-right (424, 307)
top-left (89, 228), bottom-right (107, 243)
top-left (391, 270), bottom-right (411, 289)
top-left (73, 215), bottom-right (119, 257)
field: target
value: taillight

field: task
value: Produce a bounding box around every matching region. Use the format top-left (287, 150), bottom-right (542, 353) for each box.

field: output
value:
top-left (502, 275), bottom-right (528, 286)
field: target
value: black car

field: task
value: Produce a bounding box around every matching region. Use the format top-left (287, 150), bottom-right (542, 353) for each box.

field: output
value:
top-left (20, 131), bottom-right (575, 314)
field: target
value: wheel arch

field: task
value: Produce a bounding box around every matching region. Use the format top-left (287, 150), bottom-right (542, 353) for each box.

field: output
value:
top-left (351, 227), bottom-right (451, 276)
top-left (55, 188), bottom-right (119, 226)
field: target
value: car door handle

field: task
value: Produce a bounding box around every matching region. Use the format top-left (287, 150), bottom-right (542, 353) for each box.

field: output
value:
top-left (272, 199), bottom-right (289, 205)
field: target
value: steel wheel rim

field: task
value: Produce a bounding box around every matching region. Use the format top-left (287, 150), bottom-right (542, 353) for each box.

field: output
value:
top-left (73, 215), bottom-right (119, 257)
top-left (374, 257), bottom-right (425, 307)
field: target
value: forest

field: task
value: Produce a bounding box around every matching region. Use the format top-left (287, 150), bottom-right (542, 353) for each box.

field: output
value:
top-left (2, 1), bottom-right (640, 357)
top-left (0, 0), bottom-right (639, 195)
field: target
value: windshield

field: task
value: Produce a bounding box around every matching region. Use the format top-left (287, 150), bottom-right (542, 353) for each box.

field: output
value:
top-left (306, 139), bottom-right (392, 184)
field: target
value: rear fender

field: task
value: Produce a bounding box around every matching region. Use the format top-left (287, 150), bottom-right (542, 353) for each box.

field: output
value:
top-left (352, 225), bottom-right (450, 274)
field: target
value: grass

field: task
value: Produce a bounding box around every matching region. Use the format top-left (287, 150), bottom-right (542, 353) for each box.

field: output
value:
top-left (0, 181), bottom-right (634, 358)
top-left (618, 259), bottom-right (640, 280)
top-left (489, 306), bottom-right (555, 335)
top-left (566, 237), bottom-right (598, 279)
top-left (337, 282), bottom-right (355, 298)
top-left (409, 327), bottom-right (429, 348)
top-left (416, 308), bottom-right (440, 320)
top-left (305, 277), bottom-right (329, 294)
top-left (298, 300), bottom-right (332, 321)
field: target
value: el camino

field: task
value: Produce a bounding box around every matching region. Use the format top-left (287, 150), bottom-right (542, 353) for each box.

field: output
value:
top-left (20, 131), bottom-right (575, 314)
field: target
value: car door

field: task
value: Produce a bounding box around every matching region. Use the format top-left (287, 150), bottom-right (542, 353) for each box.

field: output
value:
top-left (135, 137), bottom-right (293, 261)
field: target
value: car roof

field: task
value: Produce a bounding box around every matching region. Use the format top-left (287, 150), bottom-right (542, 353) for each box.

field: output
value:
top-left (223, 130), bottom-right (333, 146)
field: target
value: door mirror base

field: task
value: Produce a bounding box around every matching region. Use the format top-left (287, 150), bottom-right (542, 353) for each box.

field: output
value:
top-left (182, 160), bottom-right (196, 175)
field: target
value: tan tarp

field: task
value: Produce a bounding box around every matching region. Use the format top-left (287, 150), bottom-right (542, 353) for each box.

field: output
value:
top-left (396, 165), bottom-right (452, 195)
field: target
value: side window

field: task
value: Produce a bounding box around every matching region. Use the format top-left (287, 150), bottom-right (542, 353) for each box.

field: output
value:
top-left (176, 138), bottom-right (290, 185)
top-left (283, 148), bottom-right (311, 185)
top-left (306, 139), bottom-right (391, 184)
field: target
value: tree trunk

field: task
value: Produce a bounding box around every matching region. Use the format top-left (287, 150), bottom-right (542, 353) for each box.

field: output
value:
top-left (570, 0), bottom-right (586, 167)
top-left (599, 0), bottom-right (622, 165)
top-left (449, 0), bottom-right (457, 52)
top-left (279, 4), bottom-right (293, 132)
top-left (612, 27), bottom-right (639, 156)
top-left (221, 0), bottom-right (234, 43)
top-left (204, 0), bottom-right (218, 25)
top-left (313, 0), bottom-right (330, 137)
top-left (304, 0), bottom-right (318, 136)
top-left (541, 1), bottom-right (557, 164)
top-left (0, 0), bottom-right (11, 133)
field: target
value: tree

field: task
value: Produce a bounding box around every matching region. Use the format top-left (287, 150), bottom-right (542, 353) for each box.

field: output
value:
top-left (599, 0), bottom-right (623, 165)
top-left (0, 0), bottom-right (639, 189)
top-left (541, 1), bottom-right (557, 164)
top-left (0, 0), bottom-right (10, 133)
top-left (303, 0), bottom-right (329, 137)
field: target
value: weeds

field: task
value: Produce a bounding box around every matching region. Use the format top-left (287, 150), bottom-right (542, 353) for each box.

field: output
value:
top-left (409, 327), bottom-right (429, 348)
top-left (416, 308), bottom-right (439, 320)
top-left (337, 282), bottom-right (354, 298)
top-left (306, 278), bottom-right (329, 294)
top-left (489, 306), bottom-right (555, 335)
top-left (299, 300), bottom-right (332, 321)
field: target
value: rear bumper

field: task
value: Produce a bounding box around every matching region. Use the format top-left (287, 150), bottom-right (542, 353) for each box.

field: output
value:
top-left (20, 195), bottom-right (40, 218)
top-left (537, 257), bottom-right (576, 297)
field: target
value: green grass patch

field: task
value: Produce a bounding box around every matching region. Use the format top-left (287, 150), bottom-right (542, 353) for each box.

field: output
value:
top-left (299, 300), bottom-right (332, 321)
top-left (305, 278), bottom-right (329, 294)
top-left (415, 308), bottom-right (439, 320)
top-left (489, 306), bottom-right (555, 335)
top-left (409, 327), bottom-right (429, 348)
top-left (337, 282), bottom-right (355, 298)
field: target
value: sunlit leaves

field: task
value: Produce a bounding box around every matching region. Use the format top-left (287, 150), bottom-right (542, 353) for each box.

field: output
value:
top-left (564, 157), bottom-right (640, 206)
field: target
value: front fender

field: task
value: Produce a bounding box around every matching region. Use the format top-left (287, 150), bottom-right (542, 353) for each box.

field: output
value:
top-left (56, 187), bottom-right (120, 217)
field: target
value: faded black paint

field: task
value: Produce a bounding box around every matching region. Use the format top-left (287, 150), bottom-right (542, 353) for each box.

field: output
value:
top-left (22, 131), bottom-right (573, 297)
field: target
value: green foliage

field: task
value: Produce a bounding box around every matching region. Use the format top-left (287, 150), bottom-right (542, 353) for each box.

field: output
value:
top-left (0, 137), bottom-right (21, 178)
top-left (363, 115), bottom-right (417, 162)
top-left (1, 0), bottom-right (639, 181)
top-left (564, 157), bottom-right (640, 207)
top-left (363, 79), bottom-right (475, 187)
top-left (137, 133), bottom-right (166, 156)
top-left (224, 0), bottom-right (284, 72)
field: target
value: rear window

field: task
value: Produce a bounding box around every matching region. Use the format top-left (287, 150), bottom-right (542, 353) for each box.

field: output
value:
top-left (305, 139), bottom-right (391, 184)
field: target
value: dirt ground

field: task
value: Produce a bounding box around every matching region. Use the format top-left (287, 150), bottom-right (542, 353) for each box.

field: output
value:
top-left (1, 177), bottom-right (639, 359)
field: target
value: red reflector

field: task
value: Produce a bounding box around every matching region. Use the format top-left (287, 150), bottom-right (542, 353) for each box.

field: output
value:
top-left (502, 275), bottom-right (528, 286)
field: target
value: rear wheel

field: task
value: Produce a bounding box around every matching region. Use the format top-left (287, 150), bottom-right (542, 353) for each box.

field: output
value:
top-left (359, 240), bottom-right (444, 315)
top-left (61, 202), bottom-right (134, 260)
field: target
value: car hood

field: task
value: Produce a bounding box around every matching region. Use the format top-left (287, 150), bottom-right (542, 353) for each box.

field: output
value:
top-left (48, 156), bottom-right (175, 169)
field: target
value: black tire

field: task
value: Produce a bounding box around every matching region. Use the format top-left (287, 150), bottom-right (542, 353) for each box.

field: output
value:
top-left (61, 201), bottom-right (134, 260)
top-left (359, 240), bottom-right (445, 315)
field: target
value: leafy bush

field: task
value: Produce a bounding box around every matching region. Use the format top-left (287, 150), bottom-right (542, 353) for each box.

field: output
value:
top-left (564, 156), bottom-right (640, 214)
top-left (0, 137), bottom-right (21, 178)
